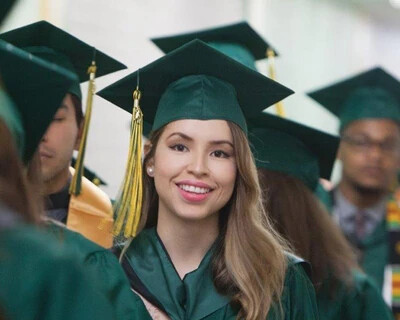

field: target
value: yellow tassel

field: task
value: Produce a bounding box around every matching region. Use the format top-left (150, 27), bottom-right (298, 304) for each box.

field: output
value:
top-left (267, 49), bottom-right (286, 118)
top-left (69, 61), bottom-right (97, 196)
top-left (113, 88), bottom-right (143, 238)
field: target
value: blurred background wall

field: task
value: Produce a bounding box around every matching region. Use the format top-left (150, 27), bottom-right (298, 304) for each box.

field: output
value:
top-left (2, 0), bottom-right (399, 196)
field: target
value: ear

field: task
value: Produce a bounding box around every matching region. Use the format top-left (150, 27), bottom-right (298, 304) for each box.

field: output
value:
top-left (146, 158), bottom-right (155, 177)
top-left (73, 120), bottom-right (84, 151)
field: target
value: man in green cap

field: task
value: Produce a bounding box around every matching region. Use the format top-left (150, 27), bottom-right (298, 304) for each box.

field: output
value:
top-left (1, 20), bottom-right (127, 248)
top-left (308, 67), bottom-right (400, 315)
top-left (247, 111), bottom-right (393, 320)
top-left (0, 33), bottom-right (121, 319)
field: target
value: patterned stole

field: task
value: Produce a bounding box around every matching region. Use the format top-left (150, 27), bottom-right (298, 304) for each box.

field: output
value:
top-left (387, 190), bottom-right (400, 318)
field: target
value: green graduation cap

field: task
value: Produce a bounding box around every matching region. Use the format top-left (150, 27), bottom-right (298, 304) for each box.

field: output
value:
top-left (0, 0), bottom-right (16, 25)
top-left (71, 157), bottom-right (107, 186)
top-left (1, 20), bottom-right (127, 195)
top-left (151, 21), bottom-right (277, 70)
top-left (98, 39), bottom-right (291, 133)
top-left (307, 67), bottom-right (400, 131)
top-left (0, 39), bottom-right (77, 162)
top-left (248, 112), bottom-right (339, 190)
top-left (1, 20), bottom-right (127, 99)
top-left (97, 39), bottom-right (293, 238)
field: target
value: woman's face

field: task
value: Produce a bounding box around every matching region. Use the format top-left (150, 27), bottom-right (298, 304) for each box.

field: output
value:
top-left (149, 119), bottom-right (237, 223)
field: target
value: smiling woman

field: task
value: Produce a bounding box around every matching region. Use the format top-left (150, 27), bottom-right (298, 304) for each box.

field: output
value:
top-left (98, 40), bottom-right (319, 320)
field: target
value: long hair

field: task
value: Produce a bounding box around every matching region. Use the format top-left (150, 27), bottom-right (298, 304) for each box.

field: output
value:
top-left (0, 120), bottom-right (40, 223)
top-left (138, 122), bottom-right (288, 320)
top-left (258, 169), bottom-right (359, 292)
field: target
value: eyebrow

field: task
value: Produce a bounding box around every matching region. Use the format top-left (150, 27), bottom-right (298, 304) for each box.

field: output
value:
top-left (58, 104), bottom-right (69, 111)
top-left (167, 132), bottom-right (234, 148)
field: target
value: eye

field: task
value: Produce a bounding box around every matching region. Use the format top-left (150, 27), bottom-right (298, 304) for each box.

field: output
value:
top-left (170, 144), bottom-right (188, 152)
top-left (53, 117), bottom-right (65, 122)
top-left (211, 150), bottom-right (230, 158)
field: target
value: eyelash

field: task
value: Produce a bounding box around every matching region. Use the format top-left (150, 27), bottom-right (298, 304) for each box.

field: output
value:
top-left (169, 144), bottom-right (231, 158)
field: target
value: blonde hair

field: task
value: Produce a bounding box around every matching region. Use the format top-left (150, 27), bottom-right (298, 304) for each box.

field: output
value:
top-left (137, 121), bottom-right (288, 320)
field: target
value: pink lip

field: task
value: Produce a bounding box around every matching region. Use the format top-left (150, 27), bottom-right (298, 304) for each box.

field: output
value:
top-left (177, 187), bottom-right (211, 202)
top-left (175, 180), bottom-right (214, 203)
top-left (176, 180), bottom-right (212, 189)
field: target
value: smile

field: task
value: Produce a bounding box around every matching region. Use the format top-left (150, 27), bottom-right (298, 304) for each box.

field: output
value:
top-left (175, 181), bottom-right (214, 202)
top-left (178, 184), bottom-right (211, 194)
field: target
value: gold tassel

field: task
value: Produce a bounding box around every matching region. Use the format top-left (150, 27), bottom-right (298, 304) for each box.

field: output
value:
top-left (69, 60), bottom-right (97, 196)
top-left (267, 48), bottom-right (286, 118)
top-left (113, 87), bottom-right (143, 238)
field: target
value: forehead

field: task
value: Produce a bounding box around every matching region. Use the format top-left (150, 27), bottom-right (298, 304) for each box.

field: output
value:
top-left (56, 93), bottom-right (75, 112)
top-left (344, 118), bottom-right (400, 140)
top-left (162, 119), bottom-right (233, 141)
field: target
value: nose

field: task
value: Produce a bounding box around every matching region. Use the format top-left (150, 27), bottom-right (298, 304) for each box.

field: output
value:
top-left (187, 150), bottom-right (209, 177)
top-left (368, 144), bottom-right (384, 162)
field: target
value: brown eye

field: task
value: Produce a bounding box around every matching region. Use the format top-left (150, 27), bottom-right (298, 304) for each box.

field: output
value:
top-left (170, 144), bottom-right (188, 152)
top-left (211, 150), bottom-right (229, 158)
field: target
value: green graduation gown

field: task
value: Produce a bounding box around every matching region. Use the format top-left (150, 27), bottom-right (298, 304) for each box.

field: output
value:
top-left (322, 191), bottom-right (389, 290)
top-left (119, 227), bottom-right (320, 320)
top-left (44, 220), bottom-right (144, 320)
top-left (358, 220), bottom-right (388, 291)
top-left (0, 224), bottom-right (115, 320)
top-left (317, 270), bottom-right (393, 320)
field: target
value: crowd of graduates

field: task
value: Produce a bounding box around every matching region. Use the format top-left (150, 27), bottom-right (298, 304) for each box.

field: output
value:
top-left (1, 1), bottom-right (400, 319)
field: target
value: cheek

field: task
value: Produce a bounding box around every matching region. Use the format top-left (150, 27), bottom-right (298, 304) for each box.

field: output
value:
top-left (153, 147), bottom-right (187, 181)
top-left (211, 160), bottom-right (237, 190)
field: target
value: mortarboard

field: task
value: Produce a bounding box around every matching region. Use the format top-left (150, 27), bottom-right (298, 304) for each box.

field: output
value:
top-left (308, 67), bottom-right (400, 132)
top-left (151, 21), bottom-right (277, 71)
top-left (248, 112), bottom-right (339, 190)
top-left (0, 39), bottom-right (77, 162)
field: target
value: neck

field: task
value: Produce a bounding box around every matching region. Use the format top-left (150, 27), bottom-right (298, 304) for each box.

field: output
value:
top-left (157, 210), bottom-right (219, 279)
top-left (43, 167), bottom-right (71, 196)
top-left (338, 179), bottom-right (387, 209)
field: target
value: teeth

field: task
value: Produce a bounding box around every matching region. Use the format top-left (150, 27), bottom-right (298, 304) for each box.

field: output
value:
top-left (178, 184), bottom-right (210, 194)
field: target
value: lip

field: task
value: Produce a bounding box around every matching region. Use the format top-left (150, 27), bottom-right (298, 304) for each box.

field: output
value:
top-left (175, 180), bottom-right (214, 203)
top-left (176, 180), bottom-right (213, 189)
top-left (39, 149), bottom-right (53, 159)
top-left (362, 167), bottom-right (383, 176)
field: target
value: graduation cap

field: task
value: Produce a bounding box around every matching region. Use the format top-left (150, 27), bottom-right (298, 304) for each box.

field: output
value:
top-left (0, 0), bottom-right (16, 25)
top-left (151, 21), bottom-right (277, 71)
top-left (308, 67), bottom-right (400, 132)
top-left (97, 39), bottom-right (294, 238)
top-left (71, 157), bottom-right (107, 186)
top-left (0, 39), bottom-right (77, 162)
top-left (248, 112), bottom-right (339, 190)
top-left (1, 20), bottom-right (127, 195)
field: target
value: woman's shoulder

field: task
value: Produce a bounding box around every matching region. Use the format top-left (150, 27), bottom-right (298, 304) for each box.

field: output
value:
top-left (285, 252), bottom-right (312, 279)
top-left (272, 253), bottom-right (319, 320)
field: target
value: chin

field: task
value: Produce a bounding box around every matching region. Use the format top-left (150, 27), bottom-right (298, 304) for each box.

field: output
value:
top-left (354, 180), bottom-right (388, 193)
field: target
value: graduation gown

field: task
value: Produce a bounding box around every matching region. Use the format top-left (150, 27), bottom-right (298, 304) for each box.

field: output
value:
top-left (45, 221), bottom-right (141, 320)
top-left (317, 270), bottom-right (393, 320)
top-left (119, 227), bottom-right (319, 320)
top-left (46, 167), bottom-right (114, 248)
top-left (322, 190), bottom-right (389, 290)
top-left (0, 223), bottom-right (115, 320)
